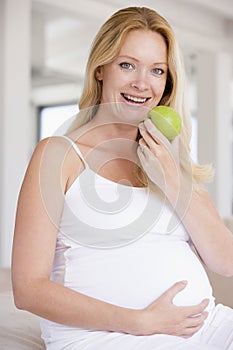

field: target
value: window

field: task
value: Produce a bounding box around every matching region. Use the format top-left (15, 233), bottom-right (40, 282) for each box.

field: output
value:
top-left (38, 104), bottom-right (79, 140)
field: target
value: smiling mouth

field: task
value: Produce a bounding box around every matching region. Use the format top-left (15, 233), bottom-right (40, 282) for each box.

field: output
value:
top-left (121, 93), bottom-right (150, 104)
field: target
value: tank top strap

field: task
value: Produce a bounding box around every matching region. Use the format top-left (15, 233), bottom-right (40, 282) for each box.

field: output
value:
top-left (61, 135), bottom-right (89, 169)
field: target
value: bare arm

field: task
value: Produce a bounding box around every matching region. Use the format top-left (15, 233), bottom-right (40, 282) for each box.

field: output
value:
top-left (12, 137), bottom-right (138, 332)
top-left (179, 188), bottom-right (233, 276)
top-left (12, 136), bottom-right (208, 338)
top-left (139, 119), bottom-right (233, 276)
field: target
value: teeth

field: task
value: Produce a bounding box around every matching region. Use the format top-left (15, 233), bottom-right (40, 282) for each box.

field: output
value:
top-left (124, 94), bottom-right (147, 103)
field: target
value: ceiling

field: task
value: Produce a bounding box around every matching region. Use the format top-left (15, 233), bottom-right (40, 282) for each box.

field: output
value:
top-left (31, 0), bottom-right (233, 89)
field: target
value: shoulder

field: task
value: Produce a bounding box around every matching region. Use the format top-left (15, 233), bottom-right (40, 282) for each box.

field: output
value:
top-left (32, 136), bottom-right (83, 164)
top-left (33, 135), bottom-right (73, 155)
top-left (27, 136), bottom-right (84, 194)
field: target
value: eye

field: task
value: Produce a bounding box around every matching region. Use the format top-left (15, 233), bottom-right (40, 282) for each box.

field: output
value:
top-left (153, 68), bottom-right (164, 75)
top-left (119, 62), bottom-right (134, 70)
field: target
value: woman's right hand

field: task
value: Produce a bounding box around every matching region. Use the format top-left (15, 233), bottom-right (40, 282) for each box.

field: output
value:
top-left (134, 281), bottom-right (209, 338)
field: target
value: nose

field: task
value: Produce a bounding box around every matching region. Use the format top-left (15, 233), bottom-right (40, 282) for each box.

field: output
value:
top-left (130, 70), bottom-right (149, 91)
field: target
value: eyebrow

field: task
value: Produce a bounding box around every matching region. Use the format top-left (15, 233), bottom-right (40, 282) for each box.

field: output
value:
top-left (117, 55), bottom-right (168, 66)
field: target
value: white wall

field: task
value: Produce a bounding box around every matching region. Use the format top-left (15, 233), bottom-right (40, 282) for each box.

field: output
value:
top-left (197, 52), bottom-right (233, 216)
top-left (0, 0), bottom-right (32, 267)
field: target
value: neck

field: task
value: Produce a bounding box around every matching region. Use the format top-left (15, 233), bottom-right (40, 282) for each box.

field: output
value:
top-left (89, 105), bottom-right (140, 142)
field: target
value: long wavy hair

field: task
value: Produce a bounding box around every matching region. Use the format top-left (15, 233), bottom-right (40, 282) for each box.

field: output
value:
top-left (67, 6), bottom-right (213, 186)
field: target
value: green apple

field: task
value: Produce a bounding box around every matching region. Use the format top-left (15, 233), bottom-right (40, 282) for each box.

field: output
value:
top-left (147, 105), bottom-right (182, 140)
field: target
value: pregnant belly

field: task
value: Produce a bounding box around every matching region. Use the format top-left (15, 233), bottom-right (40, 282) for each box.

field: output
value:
top-left (64, 237), bottom-right (215, 311)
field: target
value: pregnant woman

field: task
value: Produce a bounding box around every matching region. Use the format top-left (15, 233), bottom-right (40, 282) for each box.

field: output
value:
top-left (12, 6), bottom-right (233, 350)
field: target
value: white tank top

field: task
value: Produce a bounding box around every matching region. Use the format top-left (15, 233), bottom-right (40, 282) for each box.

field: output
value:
top-left (40, 136), bottom-right (215, 347)
top-left (59, 135), bottom-right (189, 249)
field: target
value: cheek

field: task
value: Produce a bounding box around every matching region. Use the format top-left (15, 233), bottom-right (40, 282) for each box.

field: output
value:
top-left (103, 67), bottom-right (122, 85)
top-left (153, 79), bottom-right (167, 97)
top-left (104, 72), bottom-right (128, 93)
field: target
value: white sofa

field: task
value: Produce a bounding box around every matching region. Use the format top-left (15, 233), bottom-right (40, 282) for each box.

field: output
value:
top-left (0, 268), bottom-right (45, 349)
top-left (1, 217), bottom-right (232, 349)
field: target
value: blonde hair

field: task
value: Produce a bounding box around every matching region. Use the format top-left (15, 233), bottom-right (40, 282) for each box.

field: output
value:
top-left (68, 6), bottom-right (213, 186)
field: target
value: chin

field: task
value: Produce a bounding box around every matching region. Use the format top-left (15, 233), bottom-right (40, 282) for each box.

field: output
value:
top-left (112, 101), bottom-right (149, 126)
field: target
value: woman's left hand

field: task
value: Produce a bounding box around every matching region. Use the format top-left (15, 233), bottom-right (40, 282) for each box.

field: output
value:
top-left (137, 118), bottom-right (181, 204)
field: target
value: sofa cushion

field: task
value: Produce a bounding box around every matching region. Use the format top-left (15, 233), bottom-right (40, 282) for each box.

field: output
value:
top-left (0, 291), bottom-right (45, 349)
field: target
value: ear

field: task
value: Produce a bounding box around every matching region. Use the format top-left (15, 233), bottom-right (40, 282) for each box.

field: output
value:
top-left (95, 67), bottom-right (103, 81)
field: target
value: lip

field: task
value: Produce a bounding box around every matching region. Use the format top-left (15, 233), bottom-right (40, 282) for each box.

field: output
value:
top-left (121, 93), bottom-right (151, 105)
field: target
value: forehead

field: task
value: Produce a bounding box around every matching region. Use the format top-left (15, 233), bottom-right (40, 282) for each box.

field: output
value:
top-left (119, 29), bottom-right (167, 61)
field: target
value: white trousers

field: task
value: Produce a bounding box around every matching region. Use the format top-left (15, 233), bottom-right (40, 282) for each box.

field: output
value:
top-left (44, 304), bottom-right (233, 350)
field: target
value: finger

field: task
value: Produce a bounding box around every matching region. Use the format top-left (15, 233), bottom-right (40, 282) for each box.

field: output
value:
top-left (186, 311), bottom-right (208, 327)
top-left (137, 143), bottom-right (156, 164)
top-left (169, 135), bottom-right (180, 158)
top-left (139, 127), bottom-right (159, 148)
top-left (138, 138), bottom-right (148, 149)
top-left (143, 118), bottom-right (171, 147)
top-left (183, 299), bottom-right (210, 317)
top-left (181, 324), bottom-right (204, 338)
top-left (138, 121), bottom-right (144, 130)
top-left (182, 313), bottom-right (208, 338)
top-left (162, 281), bottom-right (188, 302)
top-left (139, 129), bottom-right (167, 161)
top-left (140, 124), bottom-right (178, 165)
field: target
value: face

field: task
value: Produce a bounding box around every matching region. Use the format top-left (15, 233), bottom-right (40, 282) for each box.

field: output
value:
top-left (96, 29), bottom-right (168, 123)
